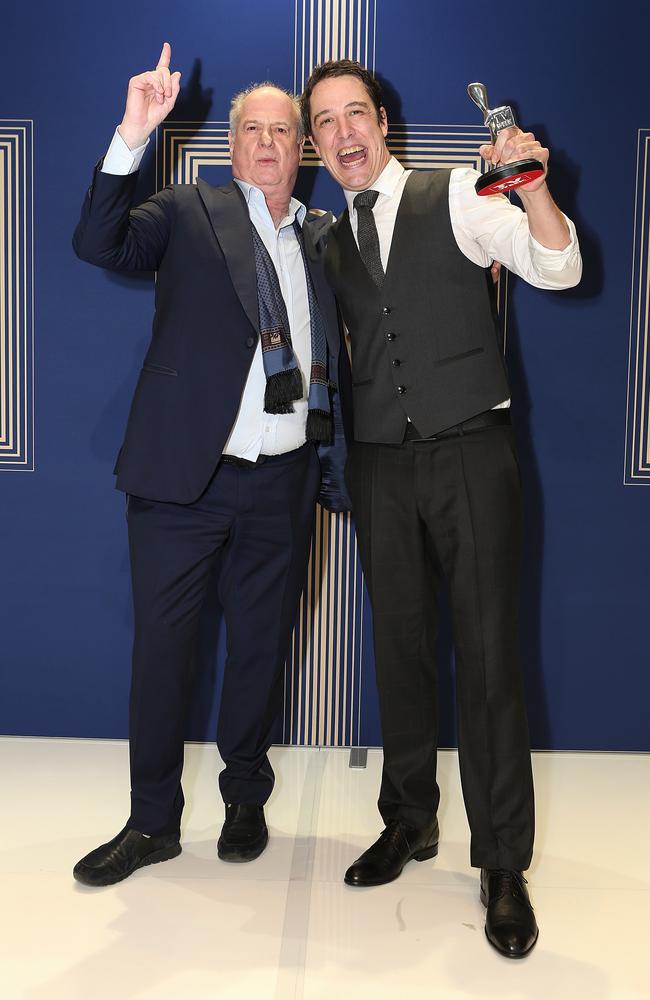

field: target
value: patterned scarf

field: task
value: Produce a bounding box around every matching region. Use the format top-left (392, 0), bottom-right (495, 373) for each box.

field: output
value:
top-left (251, 220), bottom-right (332, 444)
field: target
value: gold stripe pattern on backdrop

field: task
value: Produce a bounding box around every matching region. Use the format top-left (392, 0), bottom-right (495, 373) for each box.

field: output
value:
top-left (294, 0), bottom-right (377, 92)
top-left (283, 508), bottom-right (365, 747)
top-left (157, 125), bottom-right (231, 186)
top-left (0, 121), bottom-right (33, 472)
top-left (625, 128), bottom-right (650, 484)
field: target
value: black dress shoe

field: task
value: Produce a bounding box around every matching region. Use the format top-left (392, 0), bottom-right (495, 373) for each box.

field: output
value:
top-left (344, 818), bottom-right (439, 887)
top-left (480, 868), bottom-right (539, 958)
top-left (73, 826), bottom-right (181, 887)
top-left (217, 803), bottom-right (268, 862)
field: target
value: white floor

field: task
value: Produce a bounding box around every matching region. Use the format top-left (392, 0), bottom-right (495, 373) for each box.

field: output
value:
top-left (2, 739), bottom-right (649, 1000)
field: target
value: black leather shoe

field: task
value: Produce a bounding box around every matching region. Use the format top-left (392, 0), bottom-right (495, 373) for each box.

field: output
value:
top-left (73, 826), bottom-right (181, 887)
top-left (344, 818), bottom-right (439, 887)
top-left (480, 868), bottom-right (539, 958)
top-left (217, 803), bottom-right (268, 862)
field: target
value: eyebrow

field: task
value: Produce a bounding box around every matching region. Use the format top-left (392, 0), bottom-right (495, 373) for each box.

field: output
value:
top-left (241, 118), bottom-right (293, 129)
top-left (313, 100), bottom-right (370, 123)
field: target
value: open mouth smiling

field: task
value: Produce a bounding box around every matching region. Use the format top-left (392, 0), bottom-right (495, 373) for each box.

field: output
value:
top-left (337, 145), bottom-right (368, 167)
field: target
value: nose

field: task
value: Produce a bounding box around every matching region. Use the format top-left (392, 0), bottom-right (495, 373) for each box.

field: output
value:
top-left (258, 126), bottom-right (273, 147)
top-left (335, 114), bottom-right (353, 142)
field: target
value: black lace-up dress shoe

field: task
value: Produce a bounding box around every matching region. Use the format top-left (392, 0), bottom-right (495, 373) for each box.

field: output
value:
top-left (480, 868), bottom-right (539, 958)
top-left (344, 818), bottom-right (439, 887)
top-left (73, 826), bottom-right (181, 887)
top-left (217, 804), bottom-right (268, 862)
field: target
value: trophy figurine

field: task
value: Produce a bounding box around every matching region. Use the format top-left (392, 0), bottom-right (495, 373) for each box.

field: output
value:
top-left (467, 82), bottom-right (545, 196)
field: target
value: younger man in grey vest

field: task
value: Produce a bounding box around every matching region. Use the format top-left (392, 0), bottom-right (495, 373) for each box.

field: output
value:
top-left (302, 60), bottom-right (582, 958)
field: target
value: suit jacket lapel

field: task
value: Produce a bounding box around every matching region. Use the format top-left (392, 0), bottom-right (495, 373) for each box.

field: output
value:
top-left (296, 211), bottom-right (341, 360)
top-left (196, 178), bottom-right (259, 333)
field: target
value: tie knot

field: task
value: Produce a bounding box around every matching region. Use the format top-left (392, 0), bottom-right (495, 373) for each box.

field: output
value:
top-left (353, 189), bottom-right (380, 211)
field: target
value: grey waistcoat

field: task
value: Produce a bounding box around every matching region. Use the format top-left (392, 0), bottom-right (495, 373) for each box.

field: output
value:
top-left (325, 169), bottom-right (511, 443)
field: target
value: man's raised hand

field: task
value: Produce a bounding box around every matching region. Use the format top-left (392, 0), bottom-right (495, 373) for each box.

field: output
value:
top-left (479, 127), bottom-right (549, 195)
top-left (118, 43), bottom-right (181, 151)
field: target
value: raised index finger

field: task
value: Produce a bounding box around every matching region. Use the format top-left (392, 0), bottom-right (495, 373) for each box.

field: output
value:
top-left (157, 41), bottom-right (171, 70)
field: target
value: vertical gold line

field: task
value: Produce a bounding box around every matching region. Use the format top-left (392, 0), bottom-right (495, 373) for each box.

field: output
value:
top-left (0, 145), bottom-right (7, 446)
top-left (637, 137), bottom-right (649, 472)
top-left (340, 0), bottom-right (347, 59)
top-left (15, 131), bottom-right (24, 459)
top-left (325, 511), bottom-right (337, 743)
top-left (357, 568), bottom-right (364, 745)
top-left (309, 506), bottom-right (321, 744)
top-left (356, 0), bottom-right (361, 63)
top-left (317, 508), bottom-right (328, 744)
top-left (306, 521), bottom-right (317, 744)
top-left (297, 576), bottom-right (306, 743)
top-left (302, 0), bottom-right (307, 90)
top-left (308, 0), bottom-right (313, 79)
top-left (331, 0), bottom-right (339, 61)
top-left (7, 137), bottom-right (14, 452)
top-left (349, 526), bottom-right (358, 744)
top-left (626, 129), bottom-right (644, 480)
top-left (364, 0), bottom-right (369, 68)
top-left (21, 127), bottom-right (28, 461)
top-left (324, 0), bottom-right (331, 62)
top-left (28, 123), bottom-right (33, 467)
top-left (341, 513), bottom-right (351, 743)
top-left (639, 193), bottom-right (650, 472)
top-left (334, 512), bottom-right (343, 744)
top-left (316, 511), bottom-right (325, 745)
top-left (317, 0), bottom-right (323, 66)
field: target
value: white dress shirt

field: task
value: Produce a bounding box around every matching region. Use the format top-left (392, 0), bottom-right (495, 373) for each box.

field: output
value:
top-left (342, 156), bottom-right (583, 410)
top-left (102, 129), bottom-right (312, 461)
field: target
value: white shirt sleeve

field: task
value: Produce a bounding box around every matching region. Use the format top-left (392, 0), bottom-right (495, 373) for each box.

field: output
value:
top-left (101, 128), bottom-right (150, 176)
top-left (448, 167), bottom-right (582, 290)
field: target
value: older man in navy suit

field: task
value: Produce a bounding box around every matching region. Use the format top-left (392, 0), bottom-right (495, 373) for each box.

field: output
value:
top-left (72, 43), bottom-right (351, 886)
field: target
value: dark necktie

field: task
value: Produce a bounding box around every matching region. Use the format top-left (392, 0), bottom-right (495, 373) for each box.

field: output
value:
top-left (353, 189), bottom-right (384, 288)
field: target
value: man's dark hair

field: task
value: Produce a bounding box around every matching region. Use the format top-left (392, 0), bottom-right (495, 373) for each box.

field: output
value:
top-left (301, 59), bottom-right (384, 135)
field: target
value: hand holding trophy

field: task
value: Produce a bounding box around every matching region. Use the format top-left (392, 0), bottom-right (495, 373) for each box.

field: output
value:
top-left (467, 83), bottom-right (545, 196)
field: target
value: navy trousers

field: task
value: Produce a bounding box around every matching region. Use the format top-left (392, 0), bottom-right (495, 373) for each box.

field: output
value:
top-left (125, 443), bottom-right (320, 835)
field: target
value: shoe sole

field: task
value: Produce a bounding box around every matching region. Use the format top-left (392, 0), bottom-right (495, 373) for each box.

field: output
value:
top-left (73, 842), bottom-right (182, 887)
top-left (344, 841), bottom-right (439, 887)
top-left (217, 832), bottom-right (269, 863)
top-left (480, 886), bottom-right (539, 958)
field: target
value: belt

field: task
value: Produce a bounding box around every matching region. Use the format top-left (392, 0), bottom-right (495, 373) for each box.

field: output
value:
top-left (404, 409), bottom-right (511, 442)
top-left (219, 453), bottom-right (272, 469)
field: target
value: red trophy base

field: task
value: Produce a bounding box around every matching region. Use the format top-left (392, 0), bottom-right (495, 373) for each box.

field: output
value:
top-left (475, 157), bottom-right (545, 196)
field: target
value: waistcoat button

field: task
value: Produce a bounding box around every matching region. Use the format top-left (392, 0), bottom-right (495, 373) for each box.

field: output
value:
top-left (382, 306), bottom-right (391, 315)
top-left (386, 332), bottom-right (395, 341)
top-left (397, 385), bottom-right (406, 394)
top-left (246, 336), bottom-right (255, 348)
top-left (392, 359), bottom-right (401, 367)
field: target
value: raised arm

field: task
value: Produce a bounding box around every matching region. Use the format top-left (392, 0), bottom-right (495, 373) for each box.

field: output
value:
top-left (73, 43), bottom-right (182, 271)
top-left (480, 127), bottom-right (571, 251)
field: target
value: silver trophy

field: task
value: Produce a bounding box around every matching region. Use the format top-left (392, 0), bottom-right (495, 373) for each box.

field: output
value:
top-left (467, 82), bottom-right (544, 196)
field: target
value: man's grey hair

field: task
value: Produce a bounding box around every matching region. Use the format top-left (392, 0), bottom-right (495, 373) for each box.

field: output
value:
top-left (229, 82), bottom-right (304, 140)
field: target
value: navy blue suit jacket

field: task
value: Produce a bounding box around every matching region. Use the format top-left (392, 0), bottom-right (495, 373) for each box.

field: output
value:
top-left (73, 166), bottom-right (352, 508)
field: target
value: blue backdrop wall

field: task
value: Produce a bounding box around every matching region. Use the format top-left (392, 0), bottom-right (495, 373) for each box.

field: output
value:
top-left (1, 1), bottom-right (648, 751)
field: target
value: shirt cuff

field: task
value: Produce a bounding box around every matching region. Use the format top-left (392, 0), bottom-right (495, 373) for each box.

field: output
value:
top-left (101, 128), bottom-right (149, 176)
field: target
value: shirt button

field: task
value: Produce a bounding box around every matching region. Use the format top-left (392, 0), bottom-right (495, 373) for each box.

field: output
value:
top-left (386, 332), bottom-right (396, 341)
top-left (392, 359), bottom-right (401, 367)
top-left (246, 336), bottom-right (255, 348)
top-left (382, 306), bottom-right (392, 316)
top-left (397, 385), bottom-right (406, 394)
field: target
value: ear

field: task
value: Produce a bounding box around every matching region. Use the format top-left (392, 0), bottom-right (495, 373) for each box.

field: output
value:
top-left (228, 130), bottom-right (234, 156)
top-left (309, 133), bottom-right (320, 157)
top-left (379, 106), bottom-right (389, 138)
